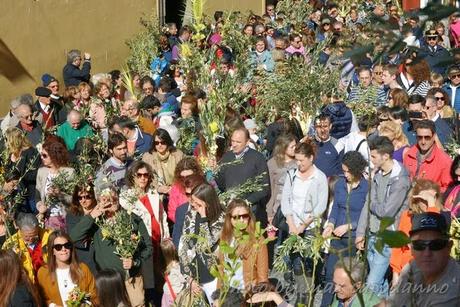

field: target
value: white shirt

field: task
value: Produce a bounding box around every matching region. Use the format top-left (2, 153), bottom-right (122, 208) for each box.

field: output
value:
top-left (336, 131), bottom-right (371, 166)
top-left (55, 268), bottom-right (77, 307)
top-left (40, 101), bottom-right (50, 114)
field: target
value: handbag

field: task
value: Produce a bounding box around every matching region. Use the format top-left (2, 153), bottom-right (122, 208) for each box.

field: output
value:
top-left (272, 205), bottom-right (289, 233)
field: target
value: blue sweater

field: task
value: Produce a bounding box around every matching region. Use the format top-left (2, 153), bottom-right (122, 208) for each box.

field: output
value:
top-left (328, 177), bottom-right (368, 237)
top-left (314, 139), bottom-right (343, 177)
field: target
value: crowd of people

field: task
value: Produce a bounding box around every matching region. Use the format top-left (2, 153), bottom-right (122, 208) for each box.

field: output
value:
top-left (2, 0), bottom-right (460, 306)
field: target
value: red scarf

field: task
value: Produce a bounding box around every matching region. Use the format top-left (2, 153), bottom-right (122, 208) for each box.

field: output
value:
top-left (139, 194), bottom-right (162, 247)
top-left (20, 121), bottom-right (33, 132)
top-left (28, 241), bottom-right (45, 276)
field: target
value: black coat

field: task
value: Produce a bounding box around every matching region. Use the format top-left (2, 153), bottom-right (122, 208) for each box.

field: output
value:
top-left (16, 121), bottom-right (43, 147)
top-left (8, 284), bottom-right (37, 307)
top-left (215, 148), bottom-right (271, 227)
top-left (63, 61), bottom-right (91, 86)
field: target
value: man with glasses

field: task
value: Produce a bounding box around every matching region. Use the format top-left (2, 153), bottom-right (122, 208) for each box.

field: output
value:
top-left (347, 66), bottom-right (378, 104)
top-left (421, 95), bottom-right (452, 146)
top-left (265, 4), bottom-right (276, 22)
top-left (442, 65), bottom-right (460, 114)
top-left (120, 99), bottom-right (156, 135)
top-left (16, 101), bottom-right (43, 146)
top-left (2, 213), bottom-right (52, 282)
top-left (33, 86), bottom-right (67, 129)
top-left (403, 119), bottom-right (452, 192)
top-left (419, 29), bottom-right (451, 76)
top-left (387, 212), bottom-right (460, 306)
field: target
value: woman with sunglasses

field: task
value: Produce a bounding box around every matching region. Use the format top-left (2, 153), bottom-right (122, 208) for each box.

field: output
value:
top-left (168, 157), bottom-right (204, 223)
top-left (36, 136), bottom-right (75, 231)
top-left (37, 230), bottom-right (97, 306)
top-left (178, 183), bottom-right (224, 304)
top-left (217, 199), bottom-right (268, 294)
top-left (389, 179), bottom-right (443, 288)
top-left (142, 128), bottom-right (184, 197)
top-left (65, 184), bottom-right (98, 273)
top-left (120, 160), bottom-right (169, 305)
top-left (427, 87), bottom-right (454, 119)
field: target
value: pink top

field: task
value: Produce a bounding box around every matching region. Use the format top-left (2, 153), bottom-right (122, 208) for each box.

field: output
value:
top-left (450, 21), bottom-right (460, 48)
top-left (167, 182), bottom-right (188, 222)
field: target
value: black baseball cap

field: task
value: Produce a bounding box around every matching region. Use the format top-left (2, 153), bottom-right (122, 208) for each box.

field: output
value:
top-left (410, 212), bottom-right (449, 236)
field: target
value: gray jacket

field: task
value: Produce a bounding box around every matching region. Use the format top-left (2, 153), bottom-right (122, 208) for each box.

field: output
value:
top-left (356, 160), bottom-right (410, 236)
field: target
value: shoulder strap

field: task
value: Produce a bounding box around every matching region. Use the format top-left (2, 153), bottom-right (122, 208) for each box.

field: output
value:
top-left (165, 274), bottom-right (177, 301)
top-left (356, 139), bottom-right (366, 152)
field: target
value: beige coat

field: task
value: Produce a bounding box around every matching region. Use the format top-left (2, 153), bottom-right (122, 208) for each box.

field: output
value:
top-left (142, 150), bottom-right (184, 187)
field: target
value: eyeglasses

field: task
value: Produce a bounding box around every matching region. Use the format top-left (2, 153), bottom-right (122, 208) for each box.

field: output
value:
top-left (374, 71), bottom-right (383, 75)
top-left (231, 213), bottom-right (250, 221)
top-left (41, 153), bottom-right (49, 159)
top-left (323, 23), bottom-right (330, 26)
top-left (49, 85), bottom-right (59, 89)
top-left (154, 141), bottom-right (167, 146)
top-left (78, 195), bottom-right (92, 201)
top-left (388, 96), bottom-right (393, 100)
top-left (416, 135), bottom-right (433, 141)
top-left (53, 242), bottom-right (73, 251)
top-left (450, 74), bottom-right (460, 79)
top-left (185, 191), bottom-right (192, 197)
top-left (136, 172), bottom-right (150, 179)
top-left (21, 114), bottom-right (32, 119)
top-left (411, 239), bottom-right (449, 251)
top-left (427, 37), bottom-right (437, 41)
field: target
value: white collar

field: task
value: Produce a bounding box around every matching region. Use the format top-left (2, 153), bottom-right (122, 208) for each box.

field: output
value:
top-left (39, 101), bottom-right (50, 113)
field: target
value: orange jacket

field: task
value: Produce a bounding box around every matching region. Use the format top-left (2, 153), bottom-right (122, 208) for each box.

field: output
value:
top-left (37, 263), bottom-right (97, 306)
top-left (390, 207), bottom-right (440, 273)
top-left (403, 144), bottom-right (453, 193)
top-left (217, 238), bottom-right (269, 291)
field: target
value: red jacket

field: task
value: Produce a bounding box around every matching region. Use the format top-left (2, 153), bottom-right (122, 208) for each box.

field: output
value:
top-left (403, 144), bottom-right (453, 192)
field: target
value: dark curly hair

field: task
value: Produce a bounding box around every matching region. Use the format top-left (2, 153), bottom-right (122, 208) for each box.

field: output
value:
top-left (342, 151), bottom-right (367, 181)
top-left (42, 136), bottom-right (70, 168)
top-left (125, 160), bottom-right (154, 189)
top-left (173, 157), bottom-right (204, 186)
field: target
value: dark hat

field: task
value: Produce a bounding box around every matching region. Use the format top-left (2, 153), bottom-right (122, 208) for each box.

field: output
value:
top-left (425, 29), bottom-right (439, 38)
top-left (41, 73), bottom-right (56, 87)
top-left (35, 86), bottom-right (52, 98)
top-left (410, 212), bottom-right (449, 236)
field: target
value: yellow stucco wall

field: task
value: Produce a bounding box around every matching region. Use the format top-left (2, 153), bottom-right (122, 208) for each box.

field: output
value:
top-left (0, 0), bottom-right (264, 114)
top-left (0, 0), bottom-right (158, 113)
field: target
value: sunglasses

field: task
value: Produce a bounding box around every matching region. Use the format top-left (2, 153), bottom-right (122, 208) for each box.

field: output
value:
top-left (154, 141), bottom-right (167, 146)
top-left (41, 153), bottom-right (48, 158)
top-left (374, 71), bottom-right (383, 75)
top-left (53, 242), bottom-right (73, 251)
top-left (450, 74), bottom-right (460, 79)
top-left (231, 213), bottom-right (250, 220)
top-left (411, 239), bottom-right (448, 251)
top-left (136, 172), bottom-right (150, 179)
top-left (185, 191), bottom-right (192, 197)
top-left (427, 37), bottom-right (437, 41)
top-left (435, 96), bottom-right (445, 101)
top-left (78, 194), bottom-right (92, 201)
top-left (416, 135), bottom-right (433, 141)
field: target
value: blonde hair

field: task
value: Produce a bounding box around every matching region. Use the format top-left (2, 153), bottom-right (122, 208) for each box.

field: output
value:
top-left (4, 127), bottom-right (32, 157)
top-left (379, 120), bottom-right (408, 146)
top-left (430, 72), bottom-right (444, 87)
